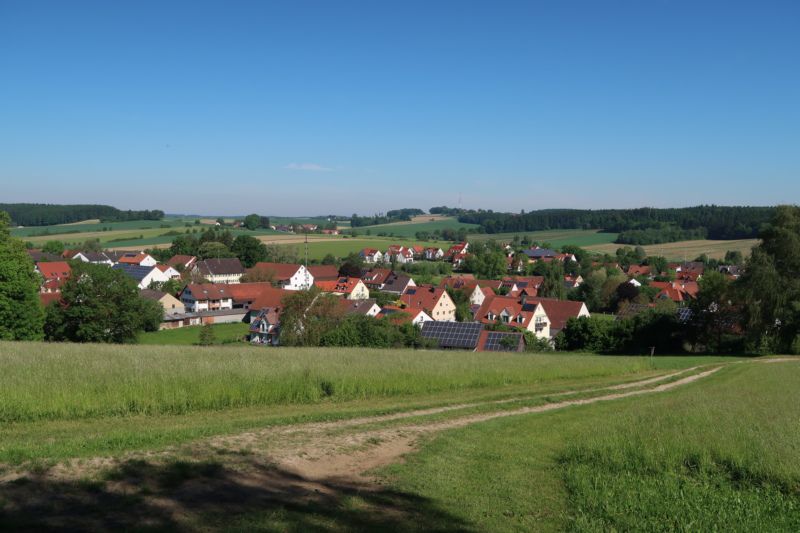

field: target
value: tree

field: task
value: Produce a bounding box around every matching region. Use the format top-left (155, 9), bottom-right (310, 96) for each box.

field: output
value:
top-left (736, 205), bottom-right (800, 353)
top-left (243, 214), bottom-right (261, 231)
top-left (321, 253), bottom-right (336, 265)
top-left (231, 235), bottom-right (268, 267)
top-left (42, 240), bottom-right (65, 255)
top-left (170, 234), bottom-right (199, 256)
top-left (724, 250), bottom-right (744, 265)
top-left (0, 211), bottom-right (44, 340)
top-left (81, 238), bottom-right (102, 252)
top-left (688, 270), bottom-right (736, 353)
top-left (278, 288), bottom-right (344, 346)
top-left (44, 262), bottom-right (161, 343)
top-left (198, 324), bottom-right (216, 345)
top-left (339, 253), bottom-right (364, 278)
top-left (197, 241), bottom-right (233, 260)
top-left (534, 261), bottom-right (566, 299)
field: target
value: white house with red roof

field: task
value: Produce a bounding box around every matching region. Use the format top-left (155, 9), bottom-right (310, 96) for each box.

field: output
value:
top-left (314, 277), bottom-right (370, 300)
top-left (249, 262), bottom-right (313, 290)
top-left (359, 248), bottom-right (384, 263)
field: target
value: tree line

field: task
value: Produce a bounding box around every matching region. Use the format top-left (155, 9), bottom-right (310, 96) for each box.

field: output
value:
top-left (350, 208), bottom-right (425, 227)
top-left (457, 206), bottom-right (774, 242)
top-left (0, 203), bottom-right (164, 226)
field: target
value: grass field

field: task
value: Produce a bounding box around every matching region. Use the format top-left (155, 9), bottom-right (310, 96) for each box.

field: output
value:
top-left (346, 216), bottom-right (480, 238)
top-left (1, 341), bottom-right (795, 531)
top-left (138, 323), bottom-right (250, 345)
top-left (470, 229), bottom-right (620, 248)
top-left (586, 238), bottom-right (758, 260)
top-left (381, 360), bottom-right (800, 531)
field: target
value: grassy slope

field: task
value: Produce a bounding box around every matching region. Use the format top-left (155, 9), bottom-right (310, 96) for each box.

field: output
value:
top-left (379, 360), bottom-right (800, 532)
top-left (0, 341), bottom-right (729, 464)
top-left (470, 229), bottom-right (619, 247)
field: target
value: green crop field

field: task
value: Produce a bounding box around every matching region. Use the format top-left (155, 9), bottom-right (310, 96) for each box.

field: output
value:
top-left (586, 238), bottom-right (758, 260)
top-left (470, 229), bottom-right (620, 248)
top-left (0, 341), bottom-right (795, 531)
top-left (347, 216), bottom-right (480, 238)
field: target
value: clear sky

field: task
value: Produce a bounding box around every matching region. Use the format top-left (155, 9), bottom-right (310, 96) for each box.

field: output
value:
top-left (1, 1), bottom-right (798, 216)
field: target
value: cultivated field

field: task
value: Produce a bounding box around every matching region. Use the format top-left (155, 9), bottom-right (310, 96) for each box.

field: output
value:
top-left (346, 216), bottom-right (480, 238)
top-left (470, 229), bottom-right (619, 248)
top-left (2, 341), bottom-right (795, 531)
top-left (586, 238), bottom-right (758, 260)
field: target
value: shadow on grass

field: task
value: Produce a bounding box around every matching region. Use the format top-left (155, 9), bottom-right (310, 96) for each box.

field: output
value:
top-left (0, 457), bottom-right (472, 532)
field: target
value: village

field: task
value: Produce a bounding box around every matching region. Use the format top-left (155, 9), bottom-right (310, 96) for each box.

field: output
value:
top-left (27, 237), bottom-right (736, 352)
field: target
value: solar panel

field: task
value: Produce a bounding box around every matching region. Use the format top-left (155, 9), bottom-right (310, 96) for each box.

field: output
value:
top-left (676, 307), bottom-right (693, 323)
top-left (421, 321), bottom-right (483, 349)
top-left (482, 331), bottom-right (522, 352)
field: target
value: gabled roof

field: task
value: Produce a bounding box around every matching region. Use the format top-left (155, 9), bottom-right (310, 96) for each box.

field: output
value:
top-left (627, 265), bottom-right (651, 277)
top-left (36, 261), bottom-right (71, 280)
top-left (339, 298), bottom-right (380, 316)
top-left (476, 330), bottom-right (525, 352)
top-left (307, 265), bottom-right (340, 281)
top-left (249, 262), bottom-right (302, 281)
top-left (382, 273), bottom-right (415, 293)
top-left (360, 248), bottom-right (381, 256)
top-left (140, 289), bottom-right (167, 301)
top-left (474, 294), bottom-right (542, 329)
top-left (27, 250), bottom-right (61, 262)
top-left (196, 258), bottom-right (245, 276)
top-left (533, 298), bottom-right (588, 333)
top-left (360, 268), bottom-right (393, 286)
top-left (118, 253), bottom-right (150, 265)
top-left (523, 247), bottom-right (558, 259)
top-left (400, 285), bottom-right (450, 314)
top-left (315, 277), bottom-right (364, 294)
top-left (112, 263), bottom-right (156, 282)
top-left (166, 255), bottom-right (196, 268)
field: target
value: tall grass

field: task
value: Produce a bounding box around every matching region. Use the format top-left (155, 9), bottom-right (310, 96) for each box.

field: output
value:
top-left (0, 342), bottom-right (667, 423)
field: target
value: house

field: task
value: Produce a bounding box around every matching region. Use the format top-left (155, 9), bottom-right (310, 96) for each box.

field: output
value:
top-left (359, 248), bottom-right (384, 263)
top-left (502, 276), bottom-right (544, 296)
top-left (378, 305), bottom-right (432, 326)
top-left (381, 272), bottom-right (417, 295)
top-left (474, 294), bottom-right (551, 339)
top-left (400, 285), bottom-right (456, 321)
top-left (307, 264), bottom-right (340, 281)
top-left (193, 258), bottom-right (245, 284)
top-left (385, 245), bottom-right (415, 264)
top-left (166, 255), bottom-right (197, 270)
top-left (179, 283), bottom-right (234, 312)
top-left (564, 275), bottom-right (583, 290)
top-left (424, 247), bottom-right (444, 261)
top-left (476, 330), bottom-right (526, 352)
top-left (522, 247), bottom-right (559, 261)
top-left (27, 250), bottom-right (61, 263)
top-left (626, 265), bottom-right (652, 278)
top-left (410, 245), bottom-right (425, 259)
top-left (360, 268), bottom-right (393, 290)
top-left (140, 289), bottom-right (186, 316)
top-left (248, 262), bottom-right (313, 290)
top-left (154, 264), bottom-right (182, 280)
top-left (650, 280), bottom-right (699, 303)
top-left (249, 307), bottom-right (281, 345)
top-left (445, 242), bottom-right (469, 261)
top-left (533, 298), bottom-right (590, 337)
top-left (315, 277), bottom-right (370, 299)
top-left (469, 285), bottom-right (496, 307)
top-left (112, 264), bottom-right (170, 289)
top-left (65, 251), bottom-right (113, 265)
top-left (36, 261), bottom-right (71, 292)
top-left (117, 252), bottom-right (157, 267)
top-left (339, 298), bottom-right (382, 318)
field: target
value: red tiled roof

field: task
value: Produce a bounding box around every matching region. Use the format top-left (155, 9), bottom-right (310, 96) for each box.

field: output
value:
top-left (249, 262), bottom-right (303, 281)
top-left (118, 253), bottom-right (148, 265)
top-left (307, 265), bottom-right (340, 281)
top-left (37, 261), bottom-right (71, 281)
top-left (533, 298), bottom-right (588, 332)
top-left (166, 255), bottom-right (196, 268)
top-left (315, 277), bottom-right (363, 294)
top-left (361, 268), bottom-right (392, 286)
top-left (400, 286), bottom-right (450, 315)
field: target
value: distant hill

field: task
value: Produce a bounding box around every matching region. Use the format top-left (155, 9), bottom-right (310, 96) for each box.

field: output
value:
top-left (0, 203), bottom-right (164, 226)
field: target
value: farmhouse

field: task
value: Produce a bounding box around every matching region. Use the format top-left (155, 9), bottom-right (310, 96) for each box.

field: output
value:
top-left (474, 294), bottom-right (551, 339)
top-left (400, 285), bottom-right (456, 321)
top-left (314, 277), bottom-right (370, 299)
top-left (359, 248), bottom-right (384, 263)
top-left (112, 263), bottom-right (170, 289)
top-left (193, 258), bottom-right (245, 284)
top-left (249, 262), bottom-right (313, 290)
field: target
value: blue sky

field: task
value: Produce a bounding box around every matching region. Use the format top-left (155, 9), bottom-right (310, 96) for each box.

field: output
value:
top-left (1, 1), bottom-right (798, 216)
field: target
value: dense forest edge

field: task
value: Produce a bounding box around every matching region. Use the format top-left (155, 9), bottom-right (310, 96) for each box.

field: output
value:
top-left (1, 203), bottom-right (164, 226)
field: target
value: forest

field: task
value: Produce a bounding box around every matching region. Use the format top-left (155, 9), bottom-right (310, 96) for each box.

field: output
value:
top-left (0, 204), bottom-right (164, 226)
top-left (457, 206), bottom-right (774, 243)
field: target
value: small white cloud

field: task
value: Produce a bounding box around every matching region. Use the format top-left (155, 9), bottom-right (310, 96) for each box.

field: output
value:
top-left (284, 162), bottom-right (332, 172)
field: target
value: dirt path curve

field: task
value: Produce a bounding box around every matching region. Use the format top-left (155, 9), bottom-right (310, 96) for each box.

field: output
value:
top-left (272, 367), bottom-right (721, 483)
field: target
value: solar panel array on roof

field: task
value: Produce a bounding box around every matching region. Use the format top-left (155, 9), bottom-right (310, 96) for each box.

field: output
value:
top-left (676, 307), bottom-right (693, 323)
top-left (482, 331), bottom-right (522, 352)
top-left (421, 321), bottom-right (483, 349)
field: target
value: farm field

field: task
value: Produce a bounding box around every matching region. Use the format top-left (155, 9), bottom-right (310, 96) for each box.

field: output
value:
top-left (586, 238), bottom-right (758, 260)
top-left (138, 323), bottom-right (250, 345)
top-left (2, 342), bottom-right (794, 531)
top-left (346, 216), bottom-right (480, 238)
top-left (470, 229), bottom-right (619, 248)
